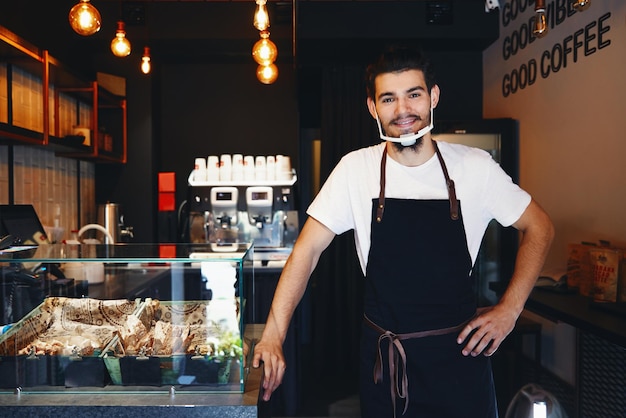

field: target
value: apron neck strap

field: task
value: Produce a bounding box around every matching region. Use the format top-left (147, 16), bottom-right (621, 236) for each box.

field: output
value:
top-left (376, 146), bottom-right (388, 223)
top-left (434, 141), bottom-right (460, 220)
top-left (377, 141), bottom-right (459, 223)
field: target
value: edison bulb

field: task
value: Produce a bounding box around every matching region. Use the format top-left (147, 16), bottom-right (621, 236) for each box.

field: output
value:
top-left (572, 0), bottom-right (591, 11)
top-left (252, 31), bottom-right (278, 66)
top-left (254, 0), bottom-right (270, 31)
top-left (111, 21), bottom-right (131, 57)
top-left (111, 35), bottom-right (131, 57)
top-left (68, 0), bottom-right (101, 36)
top-left (257, 64), bottom-right (278, 85)
top-left (532, 11), bottom-right (548, 38)
top-left (141, 47), bottom-right (151, 74)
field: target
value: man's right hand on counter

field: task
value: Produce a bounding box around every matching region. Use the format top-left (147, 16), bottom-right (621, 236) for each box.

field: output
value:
top-left (252, 336), bottom-right (286, 401)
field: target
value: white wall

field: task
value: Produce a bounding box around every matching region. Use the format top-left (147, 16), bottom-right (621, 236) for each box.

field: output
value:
top-left (483, 0), bottom-right (626, 271)
top-left (484, 0), bottom-right (626, 386)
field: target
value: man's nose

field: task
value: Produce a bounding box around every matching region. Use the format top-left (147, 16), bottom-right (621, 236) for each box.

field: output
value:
top-left (395, 97), bottom-right (411, 114)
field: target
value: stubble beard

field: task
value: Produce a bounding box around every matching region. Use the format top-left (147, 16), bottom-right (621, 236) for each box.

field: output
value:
top-left (391, 137), bottom-right (424, 153)
top-left (383, 114), bottom-right (429, 153)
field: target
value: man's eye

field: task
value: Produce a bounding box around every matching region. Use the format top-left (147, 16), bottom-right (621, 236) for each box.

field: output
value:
top-left (409, 93), bottom-right (420, 98)
top-left (381, 97), bottom-right (393, 103)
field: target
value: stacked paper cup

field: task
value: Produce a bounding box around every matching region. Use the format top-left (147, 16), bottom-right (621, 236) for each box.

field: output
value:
top-left (232, 154), bottom-right (244, 181)
top-left (194, 157), bottom-right (207, 181)
top-left (255, 156), bottom-right (267, 181)
top-left (244, 155), bottom-right (255, 181)
top-left (266, 155), bottom-right (276, 180)
top-left (207, 155), bottom-right (220, 181)
top-left (276, 155), bottom-right (292, 181)
top-left (196, 154), bottom-right (292, 183)
top-left (220, 154), bottom-right (232, 181)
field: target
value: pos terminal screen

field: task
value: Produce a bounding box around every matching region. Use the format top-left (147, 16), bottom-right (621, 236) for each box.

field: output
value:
top-left (0, 205), bottom-right (50, 245)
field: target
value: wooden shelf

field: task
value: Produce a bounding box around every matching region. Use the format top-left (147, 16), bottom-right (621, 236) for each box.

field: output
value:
top-left (0, 25), bottom-right (127, 163)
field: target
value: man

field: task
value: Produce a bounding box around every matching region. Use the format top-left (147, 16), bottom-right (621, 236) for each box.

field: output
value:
top-left (251, 45), bottom-right (554, 417)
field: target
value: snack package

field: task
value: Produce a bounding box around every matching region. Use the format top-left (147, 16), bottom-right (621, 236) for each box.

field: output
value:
top-left (589, 247), bottom-right (622, 303)
top-left (566, 243), bottom-right (595, 295)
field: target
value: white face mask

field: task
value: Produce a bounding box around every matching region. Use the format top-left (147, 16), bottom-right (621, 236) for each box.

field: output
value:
top-left (374, 107), bottom-right (434, 147)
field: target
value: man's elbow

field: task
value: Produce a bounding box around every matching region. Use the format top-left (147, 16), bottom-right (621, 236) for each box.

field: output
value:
top-left (529, 205), bottom-right (555, 247)
top-left (515, 200), bottom-right (555, 244)
top-left (543, 216), bottom-right (555, 246)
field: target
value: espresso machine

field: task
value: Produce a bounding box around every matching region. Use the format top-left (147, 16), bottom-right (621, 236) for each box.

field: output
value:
top-left (186, 162), bottom-right (300, 398)
top-left (208, 186), bottom-right (239, 251)
top-left (186, 173), bottom-right (299, 262)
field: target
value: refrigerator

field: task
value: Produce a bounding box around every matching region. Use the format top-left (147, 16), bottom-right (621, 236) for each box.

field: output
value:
top-left (433, 118), bottom-right (520, 306)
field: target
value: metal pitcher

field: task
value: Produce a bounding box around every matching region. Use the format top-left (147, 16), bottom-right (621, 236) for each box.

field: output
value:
top-left (97, 203), bottom-right (134, 243)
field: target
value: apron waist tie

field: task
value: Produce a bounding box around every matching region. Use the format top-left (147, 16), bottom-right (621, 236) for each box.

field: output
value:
top-left (363, 314), bottom-right (473, 417)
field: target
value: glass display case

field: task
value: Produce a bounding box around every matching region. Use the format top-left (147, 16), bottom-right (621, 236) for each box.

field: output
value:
top-left (0, 242), bottom-right (254, 395)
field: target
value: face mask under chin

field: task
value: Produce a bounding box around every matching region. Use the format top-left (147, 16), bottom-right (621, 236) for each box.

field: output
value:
top-left (375, 107), bottom-right (434, 147)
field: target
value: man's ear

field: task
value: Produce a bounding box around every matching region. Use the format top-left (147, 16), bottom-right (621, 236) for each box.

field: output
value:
top-left (430, 85), bottom-right (441, 108)
top-left (366, 97), bottom-right (378, 119)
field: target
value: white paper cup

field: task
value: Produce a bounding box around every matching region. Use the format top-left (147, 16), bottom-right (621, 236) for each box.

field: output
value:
top-left (207, 155), bottom-right (220, 181)
top-left (244, 155), bottom-right (255, 181)
top-left (232, 170), bottom-right (244, 181)
top-left (266, 155), bottom-right (276, 181)
top-left (220, 154), bottom-right (232, 182)
top-left (194, 169), bottom-right (207, 182)
top-left (232, 154), bottom-right (244, 169)
top-left (84, 262), bottom-right (105, 284)
top-left (63, 262), bottom-right (86, 281)
top-left (276, 155), bottom-right (291, 173)
top-left (255, 156), bottom-right (267, 181)
top-left (232, 154), bottom-right (244, 180)
top-left (194, 157), bottom-right (207, 181)
top-left (278, 171), bottom-right (293, 181)
top-left (195, 157), bottom-right (206, 171)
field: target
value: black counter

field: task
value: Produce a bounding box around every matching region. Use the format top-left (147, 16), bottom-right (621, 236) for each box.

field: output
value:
top-left (525, 288), bottom-right (626, 348)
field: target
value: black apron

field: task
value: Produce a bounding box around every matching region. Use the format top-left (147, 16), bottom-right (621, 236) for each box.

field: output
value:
top-left (359, 143), bottom-right (498, 418)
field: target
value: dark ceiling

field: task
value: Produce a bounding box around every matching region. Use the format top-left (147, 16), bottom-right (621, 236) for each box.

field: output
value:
top-left (0, 1), bottom-right (499, 72)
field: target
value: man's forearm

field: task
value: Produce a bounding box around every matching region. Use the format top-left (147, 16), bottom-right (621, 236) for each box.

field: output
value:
top-left (262, 251), bottom-right (319, 344)
top-left (261, 217), bottom-right (336, 344)
top-left (500, 200), bottom-right (555, 317)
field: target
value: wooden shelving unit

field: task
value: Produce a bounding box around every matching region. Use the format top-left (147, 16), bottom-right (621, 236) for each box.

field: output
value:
top-left (0, 25), bottom-right (127, 163)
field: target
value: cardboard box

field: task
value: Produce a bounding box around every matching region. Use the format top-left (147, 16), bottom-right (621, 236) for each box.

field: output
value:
top-left (566, 243), bottom-right (595, 295)
top-left (589, 248), bottom-right (622, 303)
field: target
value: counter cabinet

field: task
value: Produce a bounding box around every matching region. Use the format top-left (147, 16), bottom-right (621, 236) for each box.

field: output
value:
top-left (523, 289), bottom-right (626, 418)
top-left (0, 243), bottom-right (261, 404)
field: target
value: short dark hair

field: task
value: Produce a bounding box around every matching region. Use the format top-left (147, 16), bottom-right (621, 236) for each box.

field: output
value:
top-left (365, 45), bottom-right (437, 100)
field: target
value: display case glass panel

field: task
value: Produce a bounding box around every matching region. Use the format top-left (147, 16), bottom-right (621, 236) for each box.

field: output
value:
top-left (0, 243), bottom-right (252, 395)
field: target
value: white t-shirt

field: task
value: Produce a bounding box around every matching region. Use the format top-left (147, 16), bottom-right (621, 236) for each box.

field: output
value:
top-left (307, 141), bottom-right (531, 275)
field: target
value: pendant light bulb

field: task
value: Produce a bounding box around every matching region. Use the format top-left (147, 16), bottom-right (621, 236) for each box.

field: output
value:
top-left (68, 0), bottom-right (102, 36)
top-left (111, 21), bottom-right (131, 57)
top-left (141, 47), bottom-right (151, 74)
top-left (254, 0), bottom-right (270, 31)
top-left (257, 63), bottom-right (278, 85)
top-left (532, 0), bottom-right (548, 38)
top-left (252, 30), bottom-right (278, 66)
top-left (572, 0), bottom-right (591, 11)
